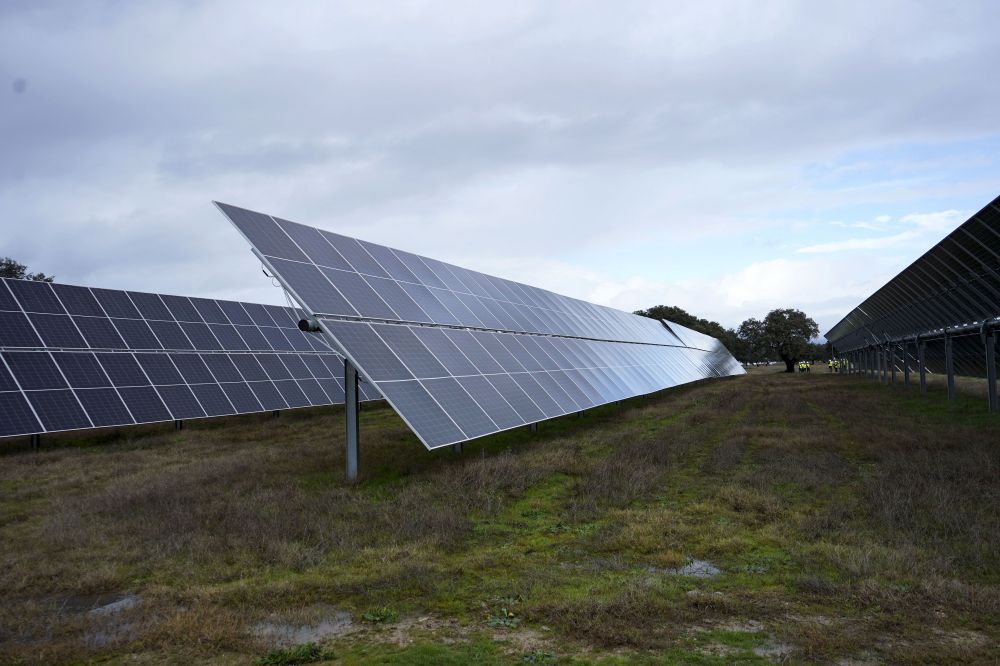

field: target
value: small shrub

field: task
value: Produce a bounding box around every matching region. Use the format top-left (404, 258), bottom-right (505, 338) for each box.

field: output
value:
top-left (361, 606), bottom-right (399, 623)
top-left (255, 642), bottom-right (334, 666)
top-left (717, 484), bottom-right (782, 521)
top-left (486, 607), bottom-right (521, 628)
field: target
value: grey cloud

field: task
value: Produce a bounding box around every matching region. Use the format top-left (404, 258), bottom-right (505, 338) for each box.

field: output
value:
top-left (1, 0), bottom-right (999, 325)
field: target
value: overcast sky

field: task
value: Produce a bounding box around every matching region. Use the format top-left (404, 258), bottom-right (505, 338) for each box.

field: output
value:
top-left (3, 1), bottom-right (999, 337)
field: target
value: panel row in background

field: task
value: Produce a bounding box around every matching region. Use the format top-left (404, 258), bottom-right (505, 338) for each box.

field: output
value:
top-left (218, 202), bottom-right (688, 347)
top-left (825, 194), bottom-right (1000, 350)
top-left (0, 350), bottom-right (380, 438)
top-left (851, 333), bottom-right (995, 379)
top-left (0, 277), bottom-right (327, 354)
top-left (321, 319), bottom-right (743, 448)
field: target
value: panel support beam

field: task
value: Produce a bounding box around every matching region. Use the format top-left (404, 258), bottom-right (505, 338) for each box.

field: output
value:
top-left (345, 359), bottom-right (360, 482)
top-left (987, 333), bottom-right (998, 414)
top-left (919, 342), bottom-right (927, 395)
top-left (890, 344), bottom-right (896, 385)
top-left (945, 334), bottom-right (956, 401)
top-left (880, 345), bottom-right (887, 384)
top-left (903, 341), bottom-right (910, 387)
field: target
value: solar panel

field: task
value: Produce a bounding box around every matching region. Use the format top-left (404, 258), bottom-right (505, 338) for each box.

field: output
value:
top-left (217, 202), bottom-right (744, 450)
top-left (0, 278), bottom-right (379, 439)
top-left (826, 193), bottom-right (1000, 359)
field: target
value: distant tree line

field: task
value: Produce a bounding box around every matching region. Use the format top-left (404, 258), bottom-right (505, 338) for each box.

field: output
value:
top-left (635, 304), bottom-right (824, 373)
top-left (0, 257), bottom-right (53, 282)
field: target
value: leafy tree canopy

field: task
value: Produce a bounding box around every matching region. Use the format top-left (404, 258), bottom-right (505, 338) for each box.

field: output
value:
top-left (0, 257), bottom-right (53, 282)
top-left (753, 308), bottom-right (819, 372)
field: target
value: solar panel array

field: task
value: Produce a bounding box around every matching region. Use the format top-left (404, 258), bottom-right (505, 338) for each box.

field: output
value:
top-left (217, 202), bottom-right (744, 449)
top-left (0, 278), bottom-right (378, 438)
top-left (826, 193), bottom-right (1000, 359)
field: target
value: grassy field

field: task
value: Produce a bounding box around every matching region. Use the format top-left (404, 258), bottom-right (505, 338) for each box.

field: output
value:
top-left (1, 367), bottom-right (998, 664)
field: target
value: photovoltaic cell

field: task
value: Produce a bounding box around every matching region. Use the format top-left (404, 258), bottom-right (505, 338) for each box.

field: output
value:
top-left (73, 316), bottom-right (126, 349)
top-left (0, 392), bottom-right (42, 436)
top-left (190, 383), bottom-right (235, 416)
top-left (0, 311), bottom-right (43, 348)
top-left (9, 280), bottom-right (64, 314)
top-left (76, 388), bottom-right (134, 427)
top-left (118, 386), bottom-right (171, 423)
top-left (376, 380), bottom-right (465, 447)
top-left (55, 353), bottom-right (111, 389)
top-left (91, 288), bottom-right (141, 318)
top-left (29, 313), bottom-right (87, 349)
top-left (29, 390), bottom-right (91, 431)
top-left (52, 284), bottom-right (105, 316)
top-left (4, 352), bottom-right (67, 390)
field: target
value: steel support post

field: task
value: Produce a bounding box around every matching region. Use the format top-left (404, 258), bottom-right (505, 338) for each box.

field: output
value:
top-left (174, 420), bottom-right (183, 431)
top-left (30, 433), bottom-right (40, 451)
top-left (890, 345), bottom-right (896, 384)
top-left (529, 422), bottom-right (538, 433)
top-left (878, 346), bottom-right (885, 384)
top-left (919, 342), bottom-right (927, 395)
top-left (272, 410), bottom-right (280, 418)
top-left (903, 342), bottom-right (910, 387)
top-left (987, 333), bottom-right (998, 414)
top-left (345, 359), bottom-right (360, 481)
top-left (945, 335), bottom-right (955, 402)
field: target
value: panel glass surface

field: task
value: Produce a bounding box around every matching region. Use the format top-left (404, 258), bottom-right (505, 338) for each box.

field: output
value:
top-left (0, 278), bottom-right (380, 438)
top-left (217, 203), bottom-right (745, 450)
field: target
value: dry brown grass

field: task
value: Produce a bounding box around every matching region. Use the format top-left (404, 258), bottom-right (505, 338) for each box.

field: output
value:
top-left (1, 370), bottom-right (999, 664)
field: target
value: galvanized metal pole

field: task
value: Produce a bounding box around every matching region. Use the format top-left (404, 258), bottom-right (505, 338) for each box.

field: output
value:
top-left (903, 341), bottom-right (910, 387)
top-left (345, 359), bottom-right (360, 481)
top-left (918, 342), bottom-right (927, 395)
top-left (30, 433), bottom-right (40, 451)
top-left (945, 335), bottom-right (955, 402)
top-left (988, 333), bottom-right (998, 414)
top-left (452, 442), bottom-right (463, 454)
top-left (529, 422), bottom-right (538, 433)
top-left (880, 345), bottom-right (887, 384)
top-left (890, 344), bottom-right (896, 384)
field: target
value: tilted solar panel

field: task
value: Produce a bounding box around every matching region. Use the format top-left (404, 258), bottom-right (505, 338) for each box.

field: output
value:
top-left (0, 279), bottom-right (380, 438)
top-left (216, 202), bottom-right (744, 450)
top-left (826, 193), bottom-right (1000, 356)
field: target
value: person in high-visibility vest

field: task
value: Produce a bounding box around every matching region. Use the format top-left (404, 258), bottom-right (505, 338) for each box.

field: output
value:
top-left (828, 359), bottom-right (834, 372)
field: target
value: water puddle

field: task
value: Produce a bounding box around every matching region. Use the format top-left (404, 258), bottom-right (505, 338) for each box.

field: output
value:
top-left (79, 594), bottom-right (141, 648)
top-left (661, 558), bottom-right (722, 577)
top-left (254, 608), bottom-right (354, 646)
top-left (88, 594), bottom-right (140, 616)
